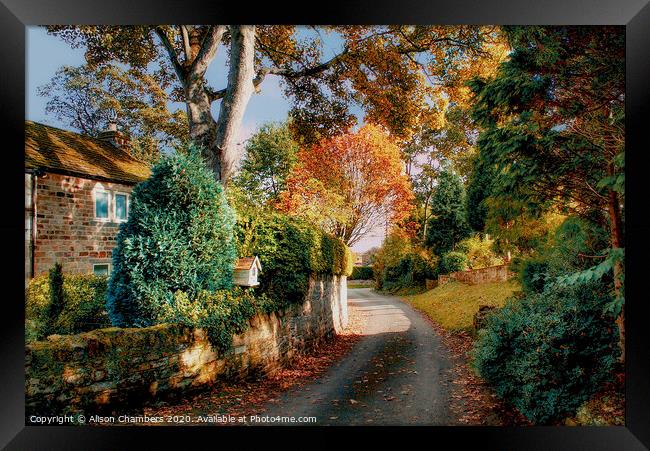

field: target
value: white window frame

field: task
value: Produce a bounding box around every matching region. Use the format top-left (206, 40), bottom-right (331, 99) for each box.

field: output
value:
top-left (93, 263), bottom-right (111, 276)
top-left (113, 191), bottom-right (129, 222)
top-left (93, 189), bottom-right (111, 222)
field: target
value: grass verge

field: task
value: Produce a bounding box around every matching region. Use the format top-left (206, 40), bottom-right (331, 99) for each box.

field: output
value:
top-left (400, 279), bottom-right (520, 333)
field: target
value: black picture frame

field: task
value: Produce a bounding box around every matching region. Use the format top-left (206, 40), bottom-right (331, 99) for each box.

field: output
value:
top-left (2, 1), bottom-right (648, 448)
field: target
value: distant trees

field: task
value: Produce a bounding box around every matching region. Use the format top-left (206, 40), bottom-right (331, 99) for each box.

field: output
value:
top-left (425, 169), bottom-right (471, 255)
top-left (465, 154), bottom-right (497, 232)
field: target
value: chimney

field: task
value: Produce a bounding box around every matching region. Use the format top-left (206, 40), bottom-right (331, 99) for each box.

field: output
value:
top-left (97, 114), bottom-right (128, 149)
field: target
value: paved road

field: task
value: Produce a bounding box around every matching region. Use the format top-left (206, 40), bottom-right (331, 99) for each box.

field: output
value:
top-left (258, 288), bottom-right (455, 426)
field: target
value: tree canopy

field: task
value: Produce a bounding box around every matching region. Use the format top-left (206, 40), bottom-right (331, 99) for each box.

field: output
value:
top-left (37, 64), bottom-right (188, 162)
top-left (47, 25), bottom-right (505, 182)
top-left (231, 122), bottom-right (299, 206)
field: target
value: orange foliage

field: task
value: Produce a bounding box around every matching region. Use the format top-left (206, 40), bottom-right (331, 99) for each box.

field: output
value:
top-left (277, 124), bottom-right (414, 245)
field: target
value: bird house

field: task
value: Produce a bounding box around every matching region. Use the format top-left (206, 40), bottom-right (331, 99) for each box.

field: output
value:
top-left (233, 256), bottom-right (262, 287)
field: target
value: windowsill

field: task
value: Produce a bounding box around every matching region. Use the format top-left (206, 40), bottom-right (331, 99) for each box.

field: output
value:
top-left (94, 218), bottom-right (128, 225)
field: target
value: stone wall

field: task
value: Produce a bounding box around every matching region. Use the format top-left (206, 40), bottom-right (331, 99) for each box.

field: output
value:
top-left (438, 264), bottom-right (513, 286)
top-left (30, 171), bottom-right (136, 277)
top-left (25, 274), bottom-right (347, 416)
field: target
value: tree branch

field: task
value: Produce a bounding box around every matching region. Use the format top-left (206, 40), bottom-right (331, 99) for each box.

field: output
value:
top-left (154, 26), bottom-right (186, 84)
top-left (205, 85), bottom-right (227, 102)
top-left (180, 25), bottom-right (192, 64)
top-left (189, 25), bottom-right (226, 77)
top-left (251, 48), bottom-right (350, 93)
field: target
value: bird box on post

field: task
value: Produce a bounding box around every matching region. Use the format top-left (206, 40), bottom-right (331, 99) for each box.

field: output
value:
top-left (233, 256), bottom-right (262, 287)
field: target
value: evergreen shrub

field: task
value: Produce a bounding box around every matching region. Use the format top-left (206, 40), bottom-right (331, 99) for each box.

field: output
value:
top-left (472, 282), bottom-right (620, 424)
top-left (107, 148), bottom-right (237, 327)
top-left (439, 251), bottom-right (468, 274)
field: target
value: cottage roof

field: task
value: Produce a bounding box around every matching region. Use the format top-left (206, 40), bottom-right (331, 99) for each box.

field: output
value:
top-left (235, 256), bottom-right (262, 271)
top-left (25, 121), bottom-right (151, 184)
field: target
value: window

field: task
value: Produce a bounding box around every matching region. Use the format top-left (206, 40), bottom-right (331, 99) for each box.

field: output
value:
top-left (94, 191), bottom-right (109, 220)
top-left (93, 263), bottom-right (110, 277)
top-left (114, 193), bottom-right (128, 221)
top-left (93, 187), bottom-right (130, 222)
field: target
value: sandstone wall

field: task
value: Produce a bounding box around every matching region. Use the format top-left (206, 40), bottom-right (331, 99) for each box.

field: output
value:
top-left (25, 274), bottom-right (347, 415)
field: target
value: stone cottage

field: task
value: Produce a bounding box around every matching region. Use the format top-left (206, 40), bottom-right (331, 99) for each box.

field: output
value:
top-left (25, 120), bottom-right (151, 285)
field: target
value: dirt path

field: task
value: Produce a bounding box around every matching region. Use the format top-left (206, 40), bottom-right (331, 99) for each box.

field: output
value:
top-left (256, 288), bottom-right (456, 425)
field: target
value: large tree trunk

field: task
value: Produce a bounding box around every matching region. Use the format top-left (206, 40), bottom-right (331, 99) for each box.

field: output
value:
top-left (181, 25), bottom-right (256, 185)
top-left (213, 25), bottom-right (257, 184)
top-left (608, 183), bottom-right (625, 362)
top-left (185, 77), bottom-right (219, 174)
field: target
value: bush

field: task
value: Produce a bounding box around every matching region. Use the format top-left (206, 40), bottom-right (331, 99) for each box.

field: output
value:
top-left (382, 251), bottom-right (437, 292)
top-left (439, 251), bottom-right (468, 274)
top-left (472, 282), bottom-right (620, 424)
top-left (107, 148), bottom-right (238, 327)
top-left (350, 266), bottom-right (374, 280)
top-left (25, 273), bottom-right (110, 341)
top-left (237, 213), bottom-right (351, 306)
top-left (161, 288), bottom-right (278, 353)
top-left (44, 262), bottom-right (64, 336)
top-left (519, 259), bottom-right (549, 294)
top-left (456, 235), bottom-right (503, 269)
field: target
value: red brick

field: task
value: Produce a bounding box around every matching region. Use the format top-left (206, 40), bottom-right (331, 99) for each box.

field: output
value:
top-left (31, 173), bottom-right (135, 276)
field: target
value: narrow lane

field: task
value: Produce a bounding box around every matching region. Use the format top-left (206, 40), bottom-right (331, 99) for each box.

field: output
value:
top-left (258, 288), bottom-right (455, 425)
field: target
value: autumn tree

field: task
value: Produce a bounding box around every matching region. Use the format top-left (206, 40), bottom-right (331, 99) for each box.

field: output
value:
top-left (37, 64), bottom-right (188, 162)
top-left (47, 25), bottom-right (504, 183)
top-left (277, 124), bottom-right (414, 246)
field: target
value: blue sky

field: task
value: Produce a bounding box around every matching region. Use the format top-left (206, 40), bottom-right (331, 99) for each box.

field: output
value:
top-left (26, 25), bottom-right (383, 253)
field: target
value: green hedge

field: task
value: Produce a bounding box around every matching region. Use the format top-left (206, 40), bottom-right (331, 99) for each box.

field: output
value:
top-left (239, 214), bottom-right (352, 306)
top-left (350, 266), bottom-right (374, 280)
top-left (382, 252), bottom-right (437, 292)
top-left (26, 273), bottom-right (110, 341)
top-left (161, 288), bottom-right (279, 353)
top-left (471, 282), bottom-right (620, 424)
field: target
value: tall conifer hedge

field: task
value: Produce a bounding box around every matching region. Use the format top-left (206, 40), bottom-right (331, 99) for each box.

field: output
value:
top-left (107, 148), bottom-right (237, 327)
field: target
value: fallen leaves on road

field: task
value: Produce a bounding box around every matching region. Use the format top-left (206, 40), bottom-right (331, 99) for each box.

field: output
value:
top-left (417, 316), bottom-right (530, 426)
